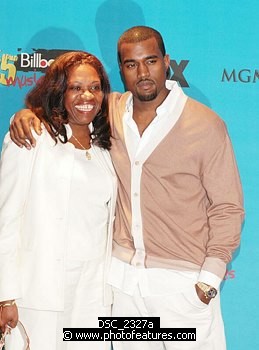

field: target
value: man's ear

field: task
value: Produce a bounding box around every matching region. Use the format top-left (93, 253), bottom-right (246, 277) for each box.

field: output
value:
top-left (164, 54), bottom-right (171, 79)
top-left (164, 54), bottom-right (170, 70)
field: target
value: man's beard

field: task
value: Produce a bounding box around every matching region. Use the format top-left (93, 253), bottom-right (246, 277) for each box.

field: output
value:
top-left (136, 89), bottom-right (158, 101)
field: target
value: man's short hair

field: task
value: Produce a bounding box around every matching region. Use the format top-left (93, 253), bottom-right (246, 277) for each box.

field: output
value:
top-left (117, 26), bottom-right (166, 63)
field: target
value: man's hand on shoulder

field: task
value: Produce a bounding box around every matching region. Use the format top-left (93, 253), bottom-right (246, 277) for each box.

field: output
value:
top-left (9, 109), bottom-right (42, 149)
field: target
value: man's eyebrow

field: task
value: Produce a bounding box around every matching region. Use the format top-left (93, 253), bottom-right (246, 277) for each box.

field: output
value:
top-left (123, 55), bottom-right (159, 64)
top-left (145, 55), bottom-right (159, 60)
top-left (123, 59), bottom-right (135, 64)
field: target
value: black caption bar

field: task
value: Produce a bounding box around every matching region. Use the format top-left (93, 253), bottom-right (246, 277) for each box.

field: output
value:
top-left (63, 317), bottom-right (196, 342)
top-left (98, 317), bottom-right (160, 330)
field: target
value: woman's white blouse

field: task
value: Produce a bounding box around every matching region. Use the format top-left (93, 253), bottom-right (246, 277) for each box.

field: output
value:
top-left (66, 145), bottom-right (112, 261)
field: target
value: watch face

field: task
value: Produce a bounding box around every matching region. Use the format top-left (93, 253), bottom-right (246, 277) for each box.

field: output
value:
top-left (207, 288), bottom-right (217, 298)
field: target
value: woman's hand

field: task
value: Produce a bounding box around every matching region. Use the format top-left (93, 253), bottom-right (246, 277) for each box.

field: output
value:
top-left (9, 109), bottom-right (42, 149)
top-left (0, 301), bottom-right (18, 333)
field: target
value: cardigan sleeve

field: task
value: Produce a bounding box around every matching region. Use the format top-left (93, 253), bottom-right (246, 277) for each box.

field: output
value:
top-left (198, 130), bottom-right (244, 288)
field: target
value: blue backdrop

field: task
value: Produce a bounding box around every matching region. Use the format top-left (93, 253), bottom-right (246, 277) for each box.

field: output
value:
top-left (1, 1), bottom-right (258, 348)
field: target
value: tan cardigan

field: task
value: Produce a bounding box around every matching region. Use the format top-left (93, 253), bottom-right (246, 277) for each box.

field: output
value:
top-left (109, 91), bottom-right (244, 280)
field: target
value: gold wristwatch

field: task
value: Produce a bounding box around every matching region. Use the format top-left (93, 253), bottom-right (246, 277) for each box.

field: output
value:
top-left (196, 282), bottom-right (217, 299)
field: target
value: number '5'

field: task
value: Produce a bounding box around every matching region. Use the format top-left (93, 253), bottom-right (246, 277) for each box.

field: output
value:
top-left (0, 54), bottom-right (17, 85)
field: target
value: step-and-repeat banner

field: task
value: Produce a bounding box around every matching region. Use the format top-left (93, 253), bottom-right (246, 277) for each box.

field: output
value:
top-left (1, 1), bottom-right (258, 348)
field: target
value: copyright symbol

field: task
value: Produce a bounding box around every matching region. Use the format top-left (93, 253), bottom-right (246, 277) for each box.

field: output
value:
top-left (63, 331), bottom-right (72, 340)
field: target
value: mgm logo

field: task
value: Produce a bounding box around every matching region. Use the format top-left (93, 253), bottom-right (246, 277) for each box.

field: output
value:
top-left (221, 69), bottom-right (259, 83)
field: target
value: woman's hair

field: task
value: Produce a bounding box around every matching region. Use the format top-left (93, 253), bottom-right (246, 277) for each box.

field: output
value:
top-left (25, 51), bottom-right (111, 150)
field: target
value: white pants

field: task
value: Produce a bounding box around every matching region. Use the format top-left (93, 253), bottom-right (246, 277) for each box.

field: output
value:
top-left (5, 257), bottom-right (111, 350)
top-left (111, 285), bottom-right (226, 350)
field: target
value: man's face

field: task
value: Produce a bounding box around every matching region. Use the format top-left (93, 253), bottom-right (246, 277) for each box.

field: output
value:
top-left (119, 37), bottom-right (170, 103)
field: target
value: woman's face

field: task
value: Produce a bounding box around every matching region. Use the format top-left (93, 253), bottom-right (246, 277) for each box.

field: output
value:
top-left (64, 63), bottom-right (103, 127)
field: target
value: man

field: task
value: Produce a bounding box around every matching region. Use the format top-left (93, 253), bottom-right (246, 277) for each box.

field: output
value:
top-left (9, 26), bottom-right (244, 350)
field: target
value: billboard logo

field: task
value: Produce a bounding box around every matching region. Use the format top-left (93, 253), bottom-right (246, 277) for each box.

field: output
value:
top-left (19, 53), bottom-right (55, 69)
top-left (0, 49), bottom-right (70, 87)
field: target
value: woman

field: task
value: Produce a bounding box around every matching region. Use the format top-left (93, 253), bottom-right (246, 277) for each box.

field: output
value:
top-left (0, 51), bottom-right (117, 349)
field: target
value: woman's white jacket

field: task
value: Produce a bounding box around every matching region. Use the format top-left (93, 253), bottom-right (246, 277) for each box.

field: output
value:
top-left (0, 126), bottom-right (117, 311)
